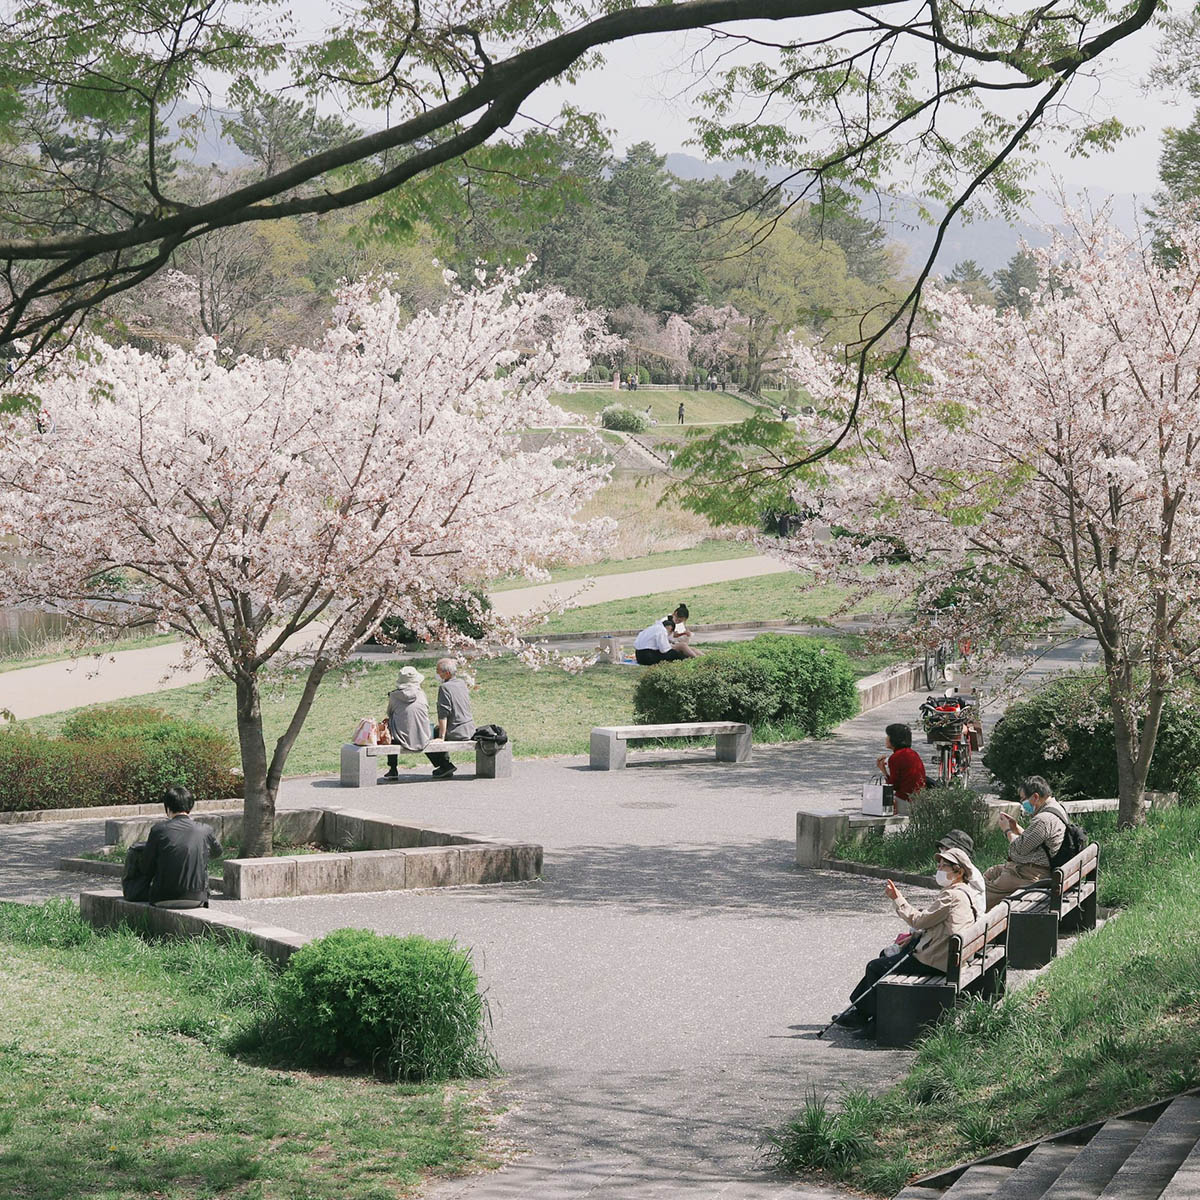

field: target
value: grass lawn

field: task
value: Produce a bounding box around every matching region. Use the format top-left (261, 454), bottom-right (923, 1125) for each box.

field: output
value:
top-left (0, 905), bottom-right (501, 1200)
top-left (489, 539), bottom-right (757, 591)
top-left (551, 388), bottom-right (759, 425)
top-left (22, 635), bottom-right (896, 777)
top-left (534, 571), bottom-right (885, 634)
top-left (771, 804), bottom-right (1200, 1195)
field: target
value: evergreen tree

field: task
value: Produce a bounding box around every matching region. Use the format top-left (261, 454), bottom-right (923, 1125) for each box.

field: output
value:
top-left (994, 250), bottom-right (1039, 316)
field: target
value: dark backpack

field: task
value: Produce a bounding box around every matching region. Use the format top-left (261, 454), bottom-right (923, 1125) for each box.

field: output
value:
top-left (121, 841), bottom-right (152, 902)
top-left (473, 724), bottom-right (508, 756)
top-left (1043, 801), bottom-right (1087, 870)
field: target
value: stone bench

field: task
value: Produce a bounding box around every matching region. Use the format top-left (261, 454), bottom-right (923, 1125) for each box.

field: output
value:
top-left (78, 888), bottom-right (311, 964)
top-left (1006, 842), bottom-right (1099, 969)
top-left (340, 737), bottom-right (513, 786)
top-left (874, 902), bottom-right (1009, 1048)
top-left (589, 722), bottom-right (752, 770)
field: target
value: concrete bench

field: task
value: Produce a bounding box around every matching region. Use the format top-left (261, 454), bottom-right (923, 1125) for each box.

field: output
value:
top-left (1006, 842), bottom-right (1099, 969)
top-left (875, 903), bottom-right (1009, 1048)
top-left (589, 722), bottom-right (751, 770)
top-left (340, 737), bottom-right (512, 786)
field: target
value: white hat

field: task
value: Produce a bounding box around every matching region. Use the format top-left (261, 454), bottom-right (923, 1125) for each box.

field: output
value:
top-left (396, 665), bottom-right (424, 686)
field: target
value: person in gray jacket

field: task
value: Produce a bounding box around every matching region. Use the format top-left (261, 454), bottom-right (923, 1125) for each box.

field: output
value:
top-left (427, 658), bottom-right (476, 779)
top-left (132, 785), bottom-right (222, 908)
top-left (835, 846), bottom-right (980, 1034)
top-left (382, 665), bottom-right (431, 780)
top-left (984, 775), bottom-right (1066, 908)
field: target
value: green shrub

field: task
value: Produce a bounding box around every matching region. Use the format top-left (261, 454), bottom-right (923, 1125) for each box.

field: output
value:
top-left (266, 929), bottom-right (497, 1081)
top-left (764, 1090), bottom-right (872, 1173)
top-left (982, 670), bottom-right (1200, 803)
top-left (373, 590), bottom-right (493, 645)
top-left (631, 635), bottom-right (859, 735)
top-left (600, 404), bottom-right (650, 433)
top-left (835, 783), bottom-right (1000, 873)
top-left (728, 635), bottom-right (858, 735)
top-left (0, 706), bottom-right (238, 812)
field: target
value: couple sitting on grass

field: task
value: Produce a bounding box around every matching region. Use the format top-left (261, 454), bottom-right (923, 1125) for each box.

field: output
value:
top-left (834, 775), bottom-right (1068, 1038)
top-left (633, 602), bottom-right (699, 665)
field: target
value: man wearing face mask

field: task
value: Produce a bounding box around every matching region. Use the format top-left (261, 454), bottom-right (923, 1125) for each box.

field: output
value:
top-left (984, 775), bottom-right (1066, 908)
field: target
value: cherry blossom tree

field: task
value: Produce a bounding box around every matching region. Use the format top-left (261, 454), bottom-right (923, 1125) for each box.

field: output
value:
top-left (774, 215), bottom-right (1200, 827)
top-left (0, 270), bottom-right (610, 853)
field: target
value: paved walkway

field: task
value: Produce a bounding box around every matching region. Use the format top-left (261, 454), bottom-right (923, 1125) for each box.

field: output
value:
top-left (2, 555), bottom-right (791, 719)
top-left (0, 643), bottom-right (1091, 1198)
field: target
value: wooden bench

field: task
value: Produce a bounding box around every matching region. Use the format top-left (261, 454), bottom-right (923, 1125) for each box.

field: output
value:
top-left (340, 737), bottom-right (513, 786)
top-left (589, 722), bottom-right (752, 770)
top-left (1006, 842), bottom-right (1099, 969)
top-left (874, 903), bottom-right (1009, 1048)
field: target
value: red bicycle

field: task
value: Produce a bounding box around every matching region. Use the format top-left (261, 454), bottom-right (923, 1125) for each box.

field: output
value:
top-left (919, 691), bottom-right (980, 784)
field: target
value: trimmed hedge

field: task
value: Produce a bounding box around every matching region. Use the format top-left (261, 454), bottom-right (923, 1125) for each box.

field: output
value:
top-left (600, 404), bottom-right (650, 433)
top-left (982, 670), bottom-right (1200, 804)
top-left (266, 929), bottom-right (497, 1081)
top-left (633, 635), bottom-right (859, 736)
top-left (0, 706), bottom-right (239, 812)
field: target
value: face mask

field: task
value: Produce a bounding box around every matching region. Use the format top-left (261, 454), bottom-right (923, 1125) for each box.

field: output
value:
top-left (935, 869), bottom-right (953, 887)
top-left (1020, 799), bottom-right (1036, 817)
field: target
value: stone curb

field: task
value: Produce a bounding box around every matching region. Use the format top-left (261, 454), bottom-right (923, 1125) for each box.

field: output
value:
top-left (819, 858), bottom-right (937, 889)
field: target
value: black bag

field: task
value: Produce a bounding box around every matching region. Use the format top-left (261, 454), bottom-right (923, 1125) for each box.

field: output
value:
top-left (1043, 802), bottom-right (1087, 870)
top-left (473, 724), bottom-right (508, 755)
top-left (121, 841), bottom-right (151, 902)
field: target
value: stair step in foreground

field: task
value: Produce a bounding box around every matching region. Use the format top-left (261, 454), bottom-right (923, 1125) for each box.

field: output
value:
top-left (988, 1143), bottom-right (1082, 1200)
top-left (1037, 1119), bottom-right (1152, 1200)
top-left (940, 1166), bottom-right (1015, 1199)
top-left (1093, 1096), bottom-right (1200, 1200)
top-left (1161, 1135), bottom-right (1200, 1200)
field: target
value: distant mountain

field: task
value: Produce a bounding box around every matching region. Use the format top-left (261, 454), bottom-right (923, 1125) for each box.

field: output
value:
top-left (664, 151), bottom-right (1143, 277)
top-left (163, 102), bottom-right (250, 170)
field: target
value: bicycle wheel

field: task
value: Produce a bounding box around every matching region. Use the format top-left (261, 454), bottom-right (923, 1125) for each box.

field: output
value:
top-left (923, 651), bottom-right (938, 691)
top-left (954, 739), bottom-right (971, 781)
top-left (938, 744), bottom-right (953, 784)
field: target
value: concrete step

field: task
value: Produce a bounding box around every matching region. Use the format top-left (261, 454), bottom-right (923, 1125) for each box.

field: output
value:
top-left (940, 1166), bottom-right (1015, 1199)
top-left (1040, 1119), bottom-right (1152, 1200)
top-left (991, 1143), bottom-right (1082, 1200)
top-left (1161, 1135), bottom-right (1200, 1200)
top-left (1095, 1096), bottom-right (1200, 1200)
top-left (894, 1189), bottom-right (944, 1200)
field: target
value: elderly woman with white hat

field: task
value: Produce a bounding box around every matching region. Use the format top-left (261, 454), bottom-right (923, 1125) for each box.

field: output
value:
top-left (833, 844), bottom-right (982, 1035)
top-left (383, 665), bottom-right (431, 780)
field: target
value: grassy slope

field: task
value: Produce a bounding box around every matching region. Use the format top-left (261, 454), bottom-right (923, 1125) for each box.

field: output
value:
top-left (21, 636), bottom-right (895, 777)
top-left (552, 389), bottom-right (758, 425)
top-left (773, 805), bottom-right (1200, 1195)
top-left (489, 539), bottom-right (757, 591)
top-left (0, 915), bottom-right (498, 1200)
top-left (535, 571), bottom-right (883, 634)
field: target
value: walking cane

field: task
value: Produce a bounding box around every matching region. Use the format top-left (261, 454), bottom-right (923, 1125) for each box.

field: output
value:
top-left (817, 940), bottom-right (919, 1039)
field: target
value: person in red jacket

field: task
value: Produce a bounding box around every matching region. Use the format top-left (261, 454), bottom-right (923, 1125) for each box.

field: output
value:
top-left (876, 722), bottom-right (927, 809)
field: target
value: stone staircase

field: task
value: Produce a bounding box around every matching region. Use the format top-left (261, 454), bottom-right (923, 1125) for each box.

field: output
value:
top-left (895, 1091), bottom-right (1200, 1200)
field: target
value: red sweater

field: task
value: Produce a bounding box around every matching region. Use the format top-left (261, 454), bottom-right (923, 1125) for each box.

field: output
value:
top-left (886, 746), bottom-right (927, 802)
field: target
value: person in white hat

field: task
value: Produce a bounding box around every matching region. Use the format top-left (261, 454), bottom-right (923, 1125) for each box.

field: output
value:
top-left (834, 845), bottom-right (982, 1035)
top-left (382, 665), bottom-right (431, 780)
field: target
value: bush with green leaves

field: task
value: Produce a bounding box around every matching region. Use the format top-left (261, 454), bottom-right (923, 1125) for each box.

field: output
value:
top-left (372, 590), bottom-right (493, 645)
top-left (265, 929), bottom-right (497, 1081)
top-left (982, 670), bottom-right (1200, 804)
top-left (632, 635), bottom-right (858, 735)
top-left (0, 706), bottom-right (239, 812)
top-left (600, 404), bottom-right (650, 433)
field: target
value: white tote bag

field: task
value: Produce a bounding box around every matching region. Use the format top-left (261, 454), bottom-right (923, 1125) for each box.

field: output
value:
top-left (861, 774), bottom-right (895, 815)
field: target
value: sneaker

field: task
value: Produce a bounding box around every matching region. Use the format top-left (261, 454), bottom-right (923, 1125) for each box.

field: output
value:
top-left (432, 765), bottom-right (457, 779)
top-left (382, 770), bottom-right (399, 780)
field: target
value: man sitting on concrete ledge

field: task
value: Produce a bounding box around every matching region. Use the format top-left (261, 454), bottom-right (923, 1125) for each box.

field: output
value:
top-left (427, 658), bottom-right (476, 780)
top-left (123, 785), bottom-right (222, 908)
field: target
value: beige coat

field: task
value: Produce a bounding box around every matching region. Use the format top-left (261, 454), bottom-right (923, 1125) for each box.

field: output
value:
top-left (893, 883), bottom-right (981, 973)
top-left (387, 684), bottom-right (431, 751)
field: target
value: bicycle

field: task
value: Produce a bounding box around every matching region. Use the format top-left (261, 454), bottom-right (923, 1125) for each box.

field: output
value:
top-left (921, 640), bottom-right (954, 691)
top-left (919, 691), bottom-right (978, 784)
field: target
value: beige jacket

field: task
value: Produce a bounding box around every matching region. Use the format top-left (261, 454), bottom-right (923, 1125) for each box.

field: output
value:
top-left (894, 883), bottom-right (981, 973)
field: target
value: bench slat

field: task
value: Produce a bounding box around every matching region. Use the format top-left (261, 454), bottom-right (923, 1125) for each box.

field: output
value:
top-left (597, 722), bottom-right (750, 739)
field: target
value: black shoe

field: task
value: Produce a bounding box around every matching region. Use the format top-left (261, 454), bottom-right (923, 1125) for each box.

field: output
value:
top-left (849, 1018), bottom-right (877, 1040)
top-left (833, 1008), bottom-right (868, 1030)
top-left (382, 770), bottom-right (399, 780)
top-left (432, 765), bottom-right (457, 779)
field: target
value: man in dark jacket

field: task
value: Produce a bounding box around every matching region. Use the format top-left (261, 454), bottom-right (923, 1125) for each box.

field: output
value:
top-left (134, 785), bottom-right (222, 908)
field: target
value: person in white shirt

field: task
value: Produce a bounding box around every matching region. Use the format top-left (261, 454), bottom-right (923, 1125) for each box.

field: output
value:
top-left (634, 603), bottom-right (699, 665)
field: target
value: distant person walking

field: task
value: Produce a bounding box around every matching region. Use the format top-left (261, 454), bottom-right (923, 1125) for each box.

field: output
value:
top-left (677, 401), bottom-right (685, 424)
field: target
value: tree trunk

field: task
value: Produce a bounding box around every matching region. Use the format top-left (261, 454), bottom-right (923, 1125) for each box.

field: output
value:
top-left (235, 672), bottom-right (275, 857)
top-left (1106, 666), bottom-right (1156, 830)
